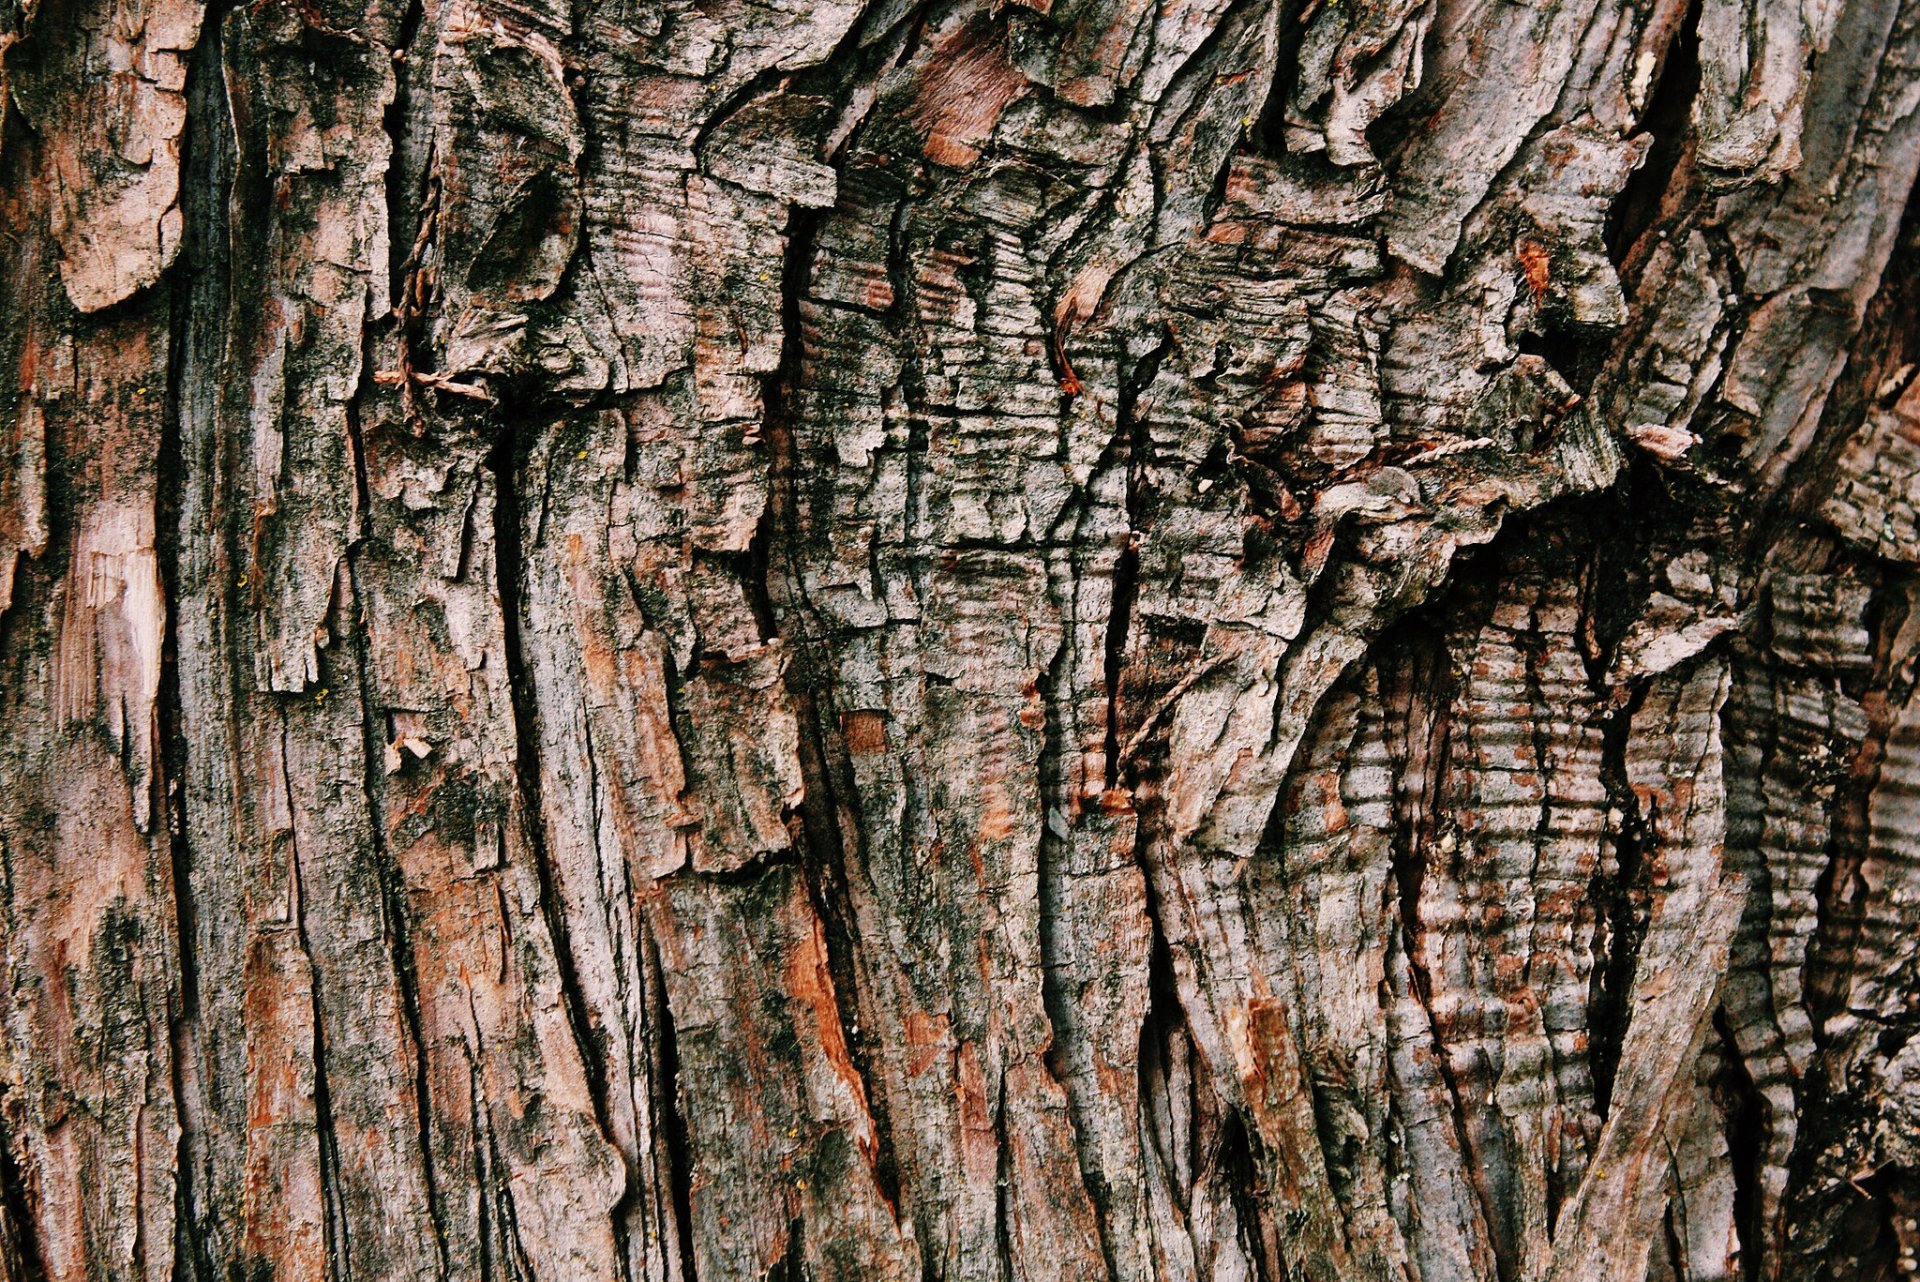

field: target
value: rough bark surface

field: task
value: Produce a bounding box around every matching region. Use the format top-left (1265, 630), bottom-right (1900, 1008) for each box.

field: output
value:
top-left (1, 0), bottom-right (1918, 1273)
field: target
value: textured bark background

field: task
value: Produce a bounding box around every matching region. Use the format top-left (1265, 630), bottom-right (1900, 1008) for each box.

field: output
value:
top-left (1, 0), bottom-right (1918, 1271)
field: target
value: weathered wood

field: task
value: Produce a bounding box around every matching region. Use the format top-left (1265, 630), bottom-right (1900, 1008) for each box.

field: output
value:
top-left (1, 0), bottom-right (1918, 1273)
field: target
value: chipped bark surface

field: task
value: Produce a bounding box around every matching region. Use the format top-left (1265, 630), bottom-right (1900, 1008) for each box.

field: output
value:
top-left (2, 0), bottom-right (1919, 1271)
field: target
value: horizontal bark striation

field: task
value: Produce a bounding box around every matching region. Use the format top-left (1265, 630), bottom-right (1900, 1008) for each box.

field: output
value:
top-left (0, 0), bottom-right (1918, 1271)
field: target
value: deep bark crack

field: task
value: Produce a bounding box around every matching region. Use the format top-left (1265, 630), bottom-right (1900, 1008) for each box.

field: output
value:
top-left (485, 414), bottom-right (633, 1265)
top-left (758, 201), bottom-right (906, 1215)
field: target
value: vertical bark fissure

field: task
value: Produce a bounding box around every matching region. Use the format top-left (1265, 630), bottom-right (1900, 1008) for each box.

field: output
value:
top-left (339, 127), bottom-right (459, 1268)
top-left (343, 556), bottom-right (454, 1279)
top-left (760, 200), bottom-right (906, 1212)
top-left (993, 1069), bottom-right (1015, 1282)
top-left (1606, 0), bottom-right (1704, 272)
top-left (466, 1047), bottom-right (499, 1282)
top-left (1778, 561), bottom-right (1911, 1278)
top-left (308, 981), bottom-right (352, 1282)
top-left (1661, 1145), bottom-right (1690, 1281)
top-left (1218, 1113), bottom-right (1280, 1282)
top-left (280, 763), bottom-right (354, 1282)
top-left (1139, 919), bottom-right (1198, 1270)
top-left (1033, 577), bottom-right (1122, 1282)
top-left (1722, 651), bottom-right (1790, 1259)
top-left (484, 417), bottom-right (626, 1194)
top-left (1383, 619), bottom-right (1512, 1282)
top-left (1710, 1006), bottom-right (1763, 1282)
top-left (1104, 331), bottom-right (1169, 793)
top-left (1806, 569), bottom-right (1908, 1034)
top-left (0, 1107), bottom-right (48, 1282)
top-left (1101, 545), bottom-right (1138, 796)
top-left (482, 1095), bottom-right (538, 1282)
top-left (160, 0), bottom-right (232, 1037)
top-left (380, 0), bottom-right (429, 302)
top-left (766, 1214), bottom-right (807, 1282)
top-left (646, 925), bottom-right (701, 1282)
top-left (1134, 842), bottom-right (1188, 1191)
top-left (1116, 327), bottom-right (1193, 1267)
top-left (1246, 0), bottom-right (1308, 155)
top-left (1518, 595), bottom-right (1559, 1119)
top-left (158, 1), bottom-right (235, 1271)
top-left (1589, 678), bottom-right (1654, 1117)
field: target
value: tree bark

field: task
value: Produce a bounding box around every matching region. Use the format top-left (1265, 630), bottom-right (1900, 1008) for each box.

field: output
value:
top-left (1, 0), bottom-right (1917, 1274)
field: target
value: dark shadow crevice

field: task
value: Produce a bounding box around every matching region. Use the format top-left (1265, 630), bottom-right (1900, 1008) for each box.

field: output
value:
top-left (759, 203), bottom-right (907, 1215)
top-left (1605, 0), bottom-right (1702, 274)
top-left (0, 1105), bottom-right (48, 1282)
top-left (1376, 572), bottom-right (1516, 1282)
top-left (484, 412), bottom-right (636, 1271)
top-left (160, 3), bottom-right (236, 1273)
top-left (646, 925), bottom-right (702, 1282)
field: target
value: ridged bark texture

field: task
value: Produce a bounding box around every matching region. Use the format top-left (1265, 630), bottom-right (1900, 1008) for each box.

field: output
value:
top-left (0, 0), bottom-right (1917, 1275)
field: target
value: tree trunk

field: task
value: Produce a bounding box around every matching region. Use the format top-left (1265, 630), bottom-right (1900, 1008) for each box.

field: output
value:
top-left (1, 0), bottom-right (1917, 1273)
